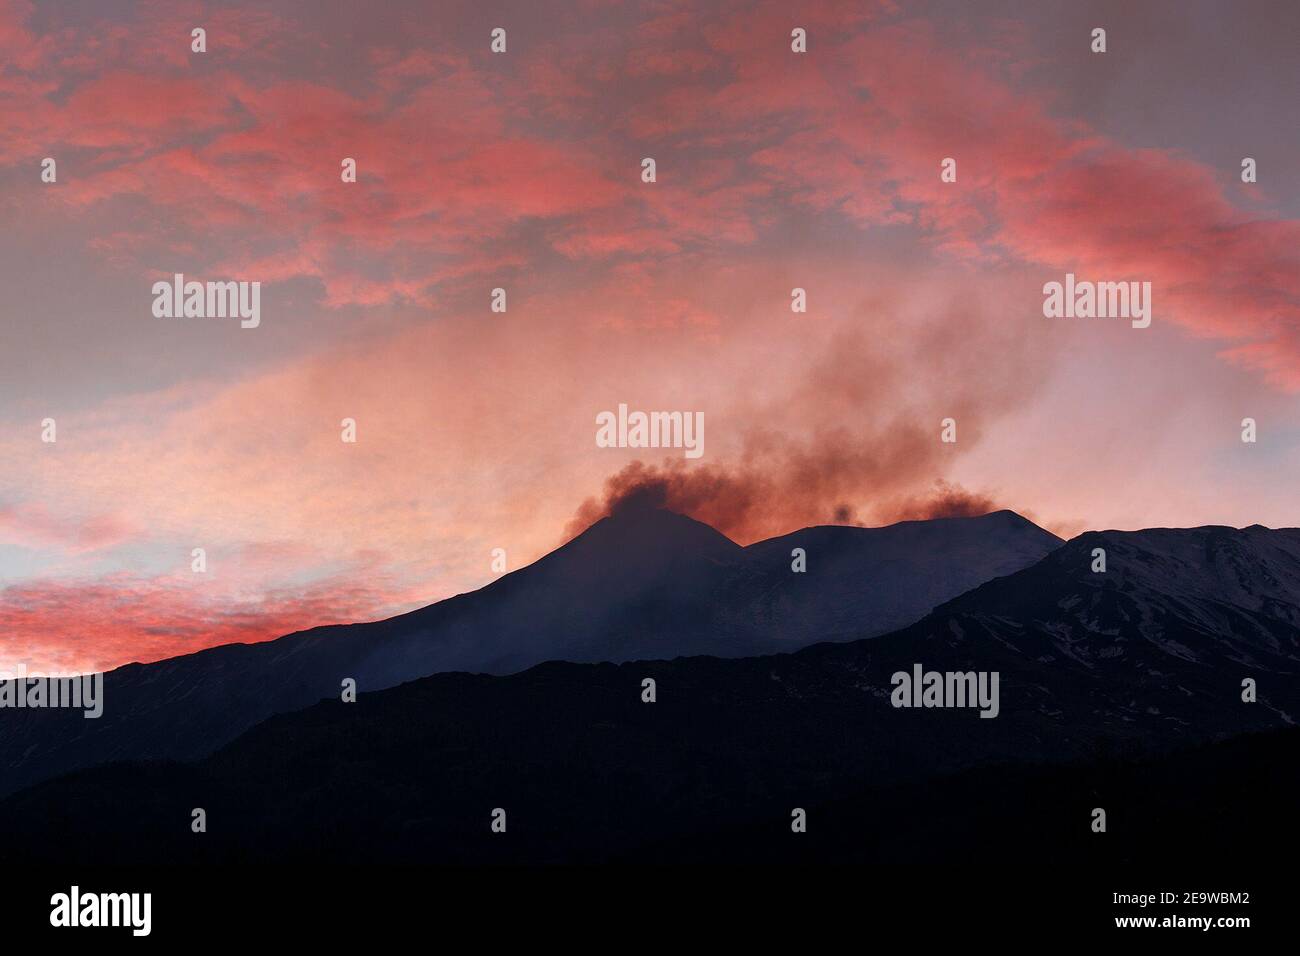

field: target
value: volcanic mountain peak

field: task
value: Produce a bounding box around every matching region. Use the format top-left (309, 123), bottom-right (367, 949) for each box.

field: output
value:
top-left (565, 504), bottom-right (742, 561)
top-left (926, 522), bottom-right (1300, 655)
top-left (1046, 523), bottom-right (1300, 600)
top-left (746, 507), bottom-right (1061, 565)
top-left (0, 502), bottom-right (1066, 798)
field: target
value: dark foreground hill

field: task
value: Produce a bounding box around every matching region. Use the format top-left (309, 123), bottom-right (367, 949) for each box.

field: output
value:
top-left (2, 522), bottom-right (1296, 865)
top-left (5, 721), bottom-right (1290, 866)
top-left (0, 506), bottom-right (1060, 797)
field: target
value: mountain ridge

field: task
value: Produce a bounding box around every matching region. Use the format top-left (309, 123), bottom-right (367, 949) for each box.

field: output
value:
top-left (0, 506), bottom-right (1063, 797)
top-left (4, 514), bottom-right (1297, 863)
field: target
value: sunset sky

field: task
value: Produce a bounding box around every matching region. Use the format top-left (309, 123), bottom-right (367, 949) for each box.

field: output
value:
top-left (1, 0), bottom-right (1298, 673)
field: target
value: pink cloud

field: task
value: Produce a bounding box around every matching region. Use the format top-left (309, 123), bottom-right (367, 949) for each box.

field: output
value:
top-left (5, 0), bottom-right (1289, 376)
top-left (0, 566), bottom-right (409, 673)
top-left (1, 0), bottom-right (1298, 674)
top-left (0, 502), bottom-right (133, 554)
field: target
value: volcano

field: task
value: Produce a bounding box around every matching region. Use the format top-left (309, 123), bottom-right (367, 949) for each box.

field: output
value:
top-left (1, 518), bottom-right (1296, 865)
top-left (0, 506), bottom-right (1061, 797)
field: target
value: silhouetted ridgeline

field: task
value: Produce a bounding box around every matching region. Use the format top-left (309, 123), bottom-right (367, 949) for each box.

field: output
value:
top-left (0, 507), bottom-right (1061, 797)
top-left (1, 518), bottom-right (1297, 864)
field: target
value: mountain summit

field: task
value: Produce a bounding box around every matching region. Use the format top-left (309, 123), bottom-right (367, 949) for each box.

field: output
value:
top-left (0, 507), bottom-right (1060, 796)
top-left (5, 520), bottom-right (1298, 866)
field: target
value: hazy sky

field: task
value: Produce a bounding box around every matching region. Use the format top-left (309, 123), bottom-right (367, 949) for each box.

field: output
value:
top-left (1, 0), bottom-right (1297, 672)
